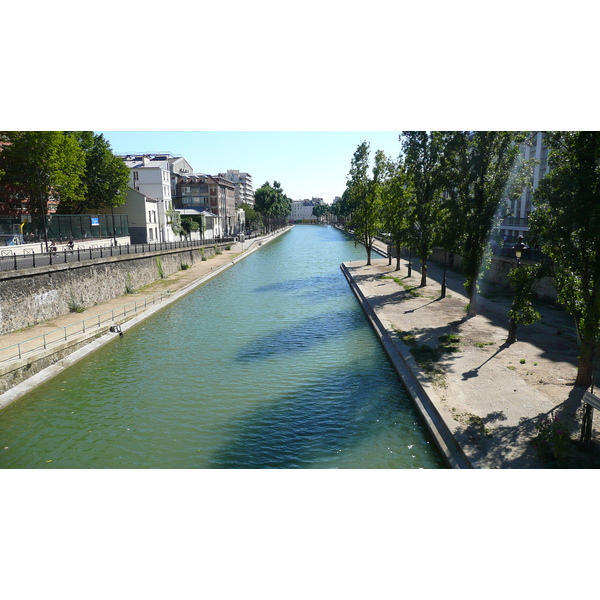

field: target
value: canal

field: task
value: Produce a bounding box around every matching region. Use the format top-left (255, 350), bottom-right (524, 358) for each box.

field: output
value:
top-left (0, 225), bottom-right (444, 468)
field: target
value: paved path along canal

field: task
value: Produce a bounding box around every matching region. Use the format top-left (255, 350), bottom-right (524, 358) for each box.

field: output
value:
top-left (0, 225), bottom-right (444, 468)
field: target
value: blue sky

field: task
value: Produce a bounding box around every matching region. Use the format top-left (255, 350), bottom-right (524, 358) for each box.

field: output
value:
top-left (98, 131), bottom-right (403, 204)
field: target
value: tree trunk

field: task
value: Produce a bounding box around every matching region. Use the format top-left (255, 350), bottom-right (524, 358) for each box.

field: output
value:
top-left (420, 257), bottom-right (427, 287)
top-left (441, 251), bottom-right (447, 298)
top-left (395, 243), bottom-right (401, 271)
top-left (366, 244), bottom-right (372, 266)
top-left (575, 331), bottom-right (595, 388)
top-left (507, 318), bottom-right (517, 343)
top-left (466, 281), bottom-right (477, 318)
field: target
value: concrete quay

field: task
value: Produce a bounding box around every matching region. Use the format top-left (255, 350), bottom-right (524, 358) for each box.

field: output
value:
top-left (342, 247), bottom-right (599, 469)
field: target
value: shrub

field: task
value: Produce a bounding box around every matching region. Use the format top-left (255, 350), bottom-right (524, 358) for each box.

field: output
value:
top-left (531, 411), bottom-right (572, 465)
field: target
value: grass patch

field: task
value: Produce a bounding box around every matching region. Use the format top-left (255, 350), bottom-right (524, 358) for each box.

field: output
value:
top-left (125, 273), bottom-right (135, 294)
top-left (381, 275), bottom-right (420, 298)
top-left (393, 328), bottom-right (461, 389)
top-left (180, 263), bottom-right (190, 270)
top-left (155, 256), bottom-right (166, 279)
top-left (68, 293), bottom-right (85, 313)
top-left (474, 341), bottom-right (495, 348)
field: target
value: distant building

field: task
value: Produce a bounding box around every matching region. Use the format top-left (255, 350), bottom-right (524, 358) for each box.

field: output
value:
top-left (217, 170), bottom-right (254, 208)
top-left (289, 198), bottom-right (324, 223)
top-left (498, 132), bottom-right (548, 245)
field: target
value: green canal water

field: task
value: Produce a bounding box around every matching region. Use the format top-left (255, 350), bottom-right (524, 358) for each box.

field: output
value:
top-left (0, 225), bottom-right (444, 468)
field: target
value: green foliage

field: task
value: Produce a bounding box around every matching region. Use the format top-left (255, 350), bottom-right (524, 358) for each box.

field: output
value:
top-left (64, 132), bottom-right (129, 213)
top-left (199, 247), bottom-right (207, 261)
top-left (531, 411), bottom-right (572, 465)
top-left (155, 256), bottom-right (165, 278)
top-left (529, 131), bottom-right (600, 387)
top-left (400, 131), bottom-right (449, 286)
top-left (0, 131), bottom-right (128, 216)
top-left (311, 203), bottom-right (330, 221)
top-left (179, 216), bottom-right (199, 239)
top-left (166, 208), bottom-right (182, 237)
top-left (507, 263), bottom-right (544, 326)
top-left (443, 131), bottom-right (532, 316)
top-left (240, 202), bottom-right (263, 231)
top-left (68, 292), bottom-right (85, 313)
top-left (124, 273), bottom-right (135, 294)
top-left (254, 181), bottom-right (291, 232)
top-left (345, 142), bottom-right (384, 265)
top-left (180, 263), bottom-right (190, 270)
top-left (0, 131), bottom-right (86, 222)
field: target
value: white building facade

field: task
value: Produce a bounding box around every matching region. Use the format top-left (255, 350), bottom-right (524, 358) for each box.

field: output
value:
top-left (498, 132), bottom-right (549, 245)
top-left (120, 154), bottom-right (177, 243)
top-left (289, 198), bottom-right (324, 223)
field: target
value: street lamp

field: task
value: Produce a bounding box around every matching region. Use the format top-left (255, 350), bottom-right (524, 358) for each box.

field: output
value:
top-left (514, 235), bottom-right (526, 267)
top-left (507, 235), bottom-right (528, 343)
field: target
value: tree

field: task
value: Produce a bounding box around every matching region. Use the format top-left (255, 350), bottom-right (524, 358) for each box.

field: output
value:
top-left (254, 181), bottom-right (291, 232)
top-left (529, 131), bottom-right (600, 388)
top-left (380, 156), bottom-right (412, 271)
top-left (0, 131), bottom-right (86, 248)
top-left (240, 202), bottom-right (263, 232)
top-left (311, 203), bottom-right (330, 223)
top-left (60, 132), bottom-right (129, 214)
top-left (444, 131), bottom-right (530, 317)
top-left (400, 131), bottom-right (447, 287)
top-left (345, 142), bottom-right (382, 266)
top-left (180, 216), bottom-right (199, 240)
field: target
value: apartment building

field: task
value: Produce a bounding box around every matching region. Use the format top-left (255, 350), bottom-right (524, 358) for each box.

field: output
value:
top-left (498, 131), bottom-right (548, 245)
top-left (173, 173), bottom-right (236, 237)
top-left (217, 170), bottom-right (254, 208)
top-left (289, 198), bottom-right (324, 223)
top-left (119, 154), bottom-right (177, 242)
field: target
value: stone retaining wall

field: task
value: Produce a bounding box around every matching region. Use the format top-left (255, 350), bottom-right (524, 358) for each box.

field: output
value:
top-left (0, 245), bottom-right (226, 335)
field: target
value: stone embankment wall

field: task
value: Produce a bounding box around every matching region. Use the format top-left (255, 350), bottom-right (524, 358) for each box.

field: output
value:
top-left (427, 249), bottom-right (558, 302)
top-left (0, 245), bottom-right (225, 335)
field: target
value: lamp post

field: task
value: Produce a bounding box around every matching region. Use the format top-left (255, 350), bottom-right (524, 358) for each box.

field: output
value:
top-left (507, 235), bottom-right (527, 343)
top-left (514, 234), bottom-right (526, 267)
top-left (441, 249), bottom-right (448, 298)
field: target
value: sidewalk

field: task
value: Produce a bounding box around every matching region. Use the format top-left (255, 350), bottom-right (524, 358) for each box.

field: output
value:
top-left (0, 231), bottom-right (285, 410)
top-left (343, 241), bottom-right (599, 468)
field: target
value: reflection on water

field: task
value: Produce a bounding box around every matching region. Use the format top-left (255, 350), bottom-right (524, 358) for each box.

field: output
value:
top-left (0, 226), bottom-right (444, 469)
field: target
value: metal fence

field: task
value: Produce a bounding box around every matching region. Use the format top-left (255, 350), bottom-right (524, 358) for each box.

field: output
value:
top-left (0, 236), bottom-right (239, 272)
top-left (0, 290), bottom-right (175, 364)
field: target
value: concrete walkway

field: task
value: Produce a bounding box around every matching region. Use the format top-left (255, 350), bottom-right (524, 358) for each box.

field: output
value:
top-left (343, 240), bottom-right (599, 468)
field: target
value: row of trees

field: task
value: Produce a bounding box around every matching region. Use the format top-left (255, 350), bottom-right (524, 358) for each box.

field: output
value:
top-left (341, 131), bottom-right (600, 388)
top-left (254, 180), bottom-right (292, 232)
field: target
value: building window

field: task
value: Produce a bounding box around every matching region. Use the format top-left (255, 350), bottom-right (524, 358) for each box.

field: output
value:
top-left (133, 171), bottom-right (139, 181)
top-left (149, 228), bottom-right (154, 240)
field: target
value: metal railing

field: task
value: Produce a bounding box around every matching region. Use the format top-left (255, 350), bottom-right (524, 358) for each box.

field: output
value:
top-left (0, 290), bottom-right (174, 364)
top-left (0, 236), bottom-right (241, 272)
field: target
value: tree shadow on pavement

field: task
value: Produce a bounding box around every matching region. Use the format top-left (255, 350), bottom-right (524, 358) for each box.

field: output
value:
top-left (462, 342), bottom-right (513, 380)
top-left (451, 386), bottom-right (600, 468)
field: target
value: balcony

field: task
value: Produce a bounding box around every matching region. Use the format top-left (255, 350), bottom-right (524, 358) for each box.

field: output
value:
top-left (500, 216), bottom-right (529, 227)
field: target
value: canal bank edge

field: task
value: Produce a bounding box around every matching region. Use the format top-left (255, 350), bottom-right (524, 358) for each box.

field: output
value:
top-left (0, 228), bottom-right (292, 411)
top-left (341, 262), bottom-right (472, 469)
